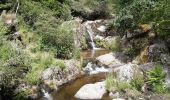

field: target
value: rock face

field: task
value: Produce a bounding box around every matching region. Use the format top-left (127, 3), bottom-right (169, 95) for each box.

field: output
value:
top-left (74, 81), bottom-right (106, 99)
top-left (148, 42), bottom-right (168, 62)
top-left (96, 53), bottom-right (123, 67)
top-left (14, 84), bottom-right (40, 99)
top-left (41, 60), bottom-right (81, 90)
top-left (114, 63), bottom-right (141, 82)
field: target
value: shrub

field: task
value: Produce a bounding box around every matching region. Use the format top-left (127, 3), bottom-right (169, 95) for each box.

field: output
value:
top-left (147, 64), bottom-right (165, 94)
top-left (105, 74), bottom-right (131, 92)
top-left (95, 38), bottom-right (105, 48)
top-left (117, 82), bottom-right (131, 92)
top-left (105, 74), bottom-right (115, 91)
top-left (0, 40), bottom-right (31, 98)
top-left (40, 25), bottom-right (75, 59)
top-left (25, 52), bottom-right (54, 85)
top-left (130, 74), bottom-right (144, 91)
top-left (0, 21), bottom-right (9, 36)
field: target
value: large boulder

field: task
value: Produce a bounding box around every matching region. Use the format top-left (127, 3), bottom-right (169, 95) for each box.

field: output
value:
top-left (41, 59), bottom-right (81, 90)
top-left (160, 54), bottom-right (170, 65)
top-left (74, 81), bottom-right (106, 99)
top-left (96, 53), bottom-right (124, 68)
top-left (148, 42), bottom-right (168, 62)
top-left (114, 63), bottom-right (142, 82)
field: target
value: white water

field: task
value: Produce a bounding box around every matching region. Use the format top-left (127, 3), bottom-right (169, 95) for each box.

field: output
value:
top-left (84, 21), bottom-right (97, 50)
top-left (83, 62), bottom-right (109, 75)
top-left (41, 89), bottom-right (53, 100)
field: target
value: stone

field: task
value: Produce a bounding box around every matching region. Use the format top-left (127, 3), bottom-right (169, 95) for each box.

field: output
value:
top-left (41, 59), bottom-right (81, 91)
top-left (109, 92), bottom-right (120, 99)
top-left (148, 43), bottom-right (168, 62)
top-left (74, 81), bottom-right (106, 99)
top-left (112, 98), bottom-right (125, 100)
top-left (94, 35), bottom-right (105, 40)
top-left (114, 63), bottom-right (141, 82)
top-left (97, 25), bottom-right (107, 32)
top-left (160, 54), bottom-right (170, 65)
top-left (96, 53), bottom-right (123, 67)
top-left (139, 62), bottom-right (161, 71)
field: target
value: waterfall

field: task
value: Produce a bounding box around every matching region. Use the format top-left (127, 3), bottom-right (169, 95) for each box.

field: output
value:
top-left (84, 21), bottom-right (97, 50)
top-left (41, 89), bottom-right (53, 100)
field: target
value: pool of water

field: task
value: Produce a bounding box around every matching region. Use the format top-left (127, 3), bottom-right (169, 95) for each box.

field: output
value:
top-left (51, 73), bottom-right (112, 100)
top-left (47, 49), bottom-right (111, 100)
top-left (80, 49), bottom-right (110, 60)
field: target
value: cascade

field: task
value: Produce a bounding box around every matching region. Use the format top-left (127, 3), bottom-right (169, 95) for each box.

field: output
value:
top-left (41, 89), bottom-right (53, 100)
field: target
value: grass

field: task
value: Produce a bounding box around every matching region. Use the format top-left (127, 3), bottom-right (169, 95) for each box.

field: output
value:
top-left (24, 51), bottom-right (66, 85)
top-left (105, 74), bottom-right (131, 92)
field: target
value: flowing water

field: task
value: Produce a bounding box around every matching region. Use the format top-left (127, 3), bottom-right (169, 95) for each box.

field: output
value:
top-left (45, 49), bottom-right (112, 100)
top-left (41, 20), bottom-right (111, 100)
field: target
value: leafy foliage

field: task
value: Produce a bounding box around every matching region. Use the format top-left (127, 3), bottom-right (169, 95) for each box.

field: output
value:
top-left (147, 64), bottom-right (166, 94)
top-left (40, 25), bottom-right (75, 59)
top-left (112, 0), bottom-right (170, 37)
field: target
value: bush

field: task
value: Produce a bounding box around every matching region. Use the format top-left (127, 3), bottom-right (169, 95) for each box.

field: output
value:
top-left (25, 52), bottom-right (55, 84)
top-left (130, 74), bottom-right (144, 91)
top-left (105, 74), bottom-right (131, 92)
top-left (147, 64), bottom-right (166, 94)
top-left (0, 40), bottom-right (31, 98)
top-left (105, 74), bottom-right (115, 91)
top-left (40, 25), bottom-right (75, 59)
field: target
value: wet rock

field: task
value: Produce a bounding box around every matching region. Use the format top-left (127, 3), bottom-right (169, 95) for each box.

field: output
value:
top-left (97, 25), bottom-right (107, 32)
top-left (96, 53), bottom-right (123, 67)
top-left (114, 63), bottom-right (142, 82)
top-left (109, 92), bottom-right (120, 99)
top-left (75, 81), bottom-right (106, 99)
top-left (83, 62), bottom-right (109, 75)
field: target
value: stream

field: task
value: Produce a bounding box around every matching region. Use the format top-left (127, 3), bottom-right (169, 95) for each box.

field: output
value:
top-left (40, 20), bottom-right (112, 100)
top-left (40, 49), bottom-right (112, 100)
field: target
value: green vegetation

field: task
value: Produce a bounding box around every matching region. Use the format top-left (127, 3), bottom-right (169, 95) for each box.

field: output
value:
top-left (0, 0), bottom-right (170, 99)
top-left (130, 74), bottom-right (144, 91)
top-left (111, 0), bottom-right (170, 37)
top-left (146, 64), bottom-right (167, 94)
top-left (105, 74), bottom-right (132, 92)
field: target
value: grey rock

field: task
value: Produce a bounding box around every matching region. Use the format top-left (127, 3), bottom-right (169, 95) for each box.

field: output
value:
top-left (114, 63), bottom-right (141, 82)
top-left (96, 53), bottom-right (123, 67)
top-left (75, 81), bottom-right (106, 99)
